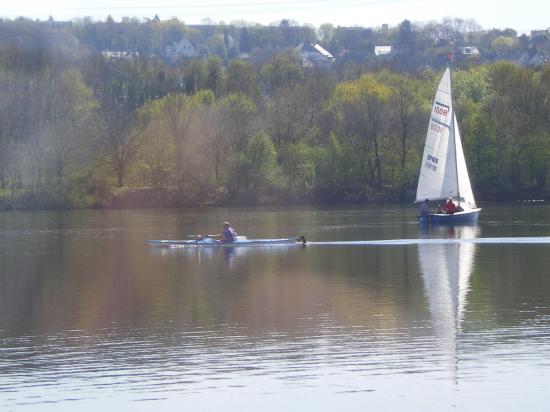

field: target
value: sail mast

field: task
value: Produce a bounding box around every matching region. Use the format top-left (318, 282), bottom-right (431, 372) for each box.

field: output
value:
top-left (448, 54), bottom-right (461, 207)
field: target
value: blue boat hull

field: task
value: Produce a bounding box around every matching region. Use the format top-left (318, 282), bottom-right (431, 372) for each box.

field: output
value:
top-left (148, 237), bottom-right (305, 247)
top-left (420, 208), bottom-right (481, 225)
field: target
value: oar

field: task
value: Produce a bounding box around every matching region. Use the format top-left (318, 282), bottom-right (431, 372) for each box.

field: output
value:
top-left (187, 234), bottom-right (210, 244)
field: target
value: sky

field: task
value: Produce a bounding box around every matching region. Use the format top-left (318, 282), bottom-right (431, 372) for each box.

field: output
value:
top-left (2, 0), bottom-right (549, 34)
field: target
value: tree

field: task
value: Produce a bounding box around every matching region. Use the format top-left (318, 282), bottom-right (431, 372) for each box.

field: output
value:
top-left (206, 55), bottom-right (225, 96)
top-left (395, 20), bottom-right (418, 71)
top-left (224, 60), bottom-right (257, 99)
top-left (280, 143), bottom-right (316, 197)
top-left (490, 36), bottom-right (520, 57)
top-left (485, 62), bottom-right (545, 195)
top-left (151, 91), bottom-right (210, 191)
top-left (201, 93), bottom-right (254, 183)
top-left (218, 93), bottom-right (256, 152)
top-left (377, 71), bottom-right (426, 170)
top-left (239, 27), bottom-right (251, 53)
top-left (318, 23), bottom-right (336, 46)
top-left (331, 74), bottom-right (392, 188)
top-left (227, 131), bottom-right (281, 200)
top-left (40, 70), bottom-right (97, 198)
top-left (246, 131), bottom-right (279, 193)
top-left (260, 52), bottom-right (304, 95)
top-left (138, 102), bottom-right (175, 189)
top-left (98, 101), bottom-right (142, 187)
top-left (183, 60), bottom-right (207, 94)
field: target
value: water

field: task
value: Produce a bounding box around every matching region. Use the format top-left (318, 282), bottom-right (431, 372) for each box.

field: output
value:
top-left (1, 204), bottom-right (550, 411)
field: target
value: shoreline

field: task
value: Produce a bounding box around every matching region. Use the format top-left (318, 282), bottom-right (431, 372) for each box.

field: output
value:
top-left (0, 187), bottom-right (546, 212)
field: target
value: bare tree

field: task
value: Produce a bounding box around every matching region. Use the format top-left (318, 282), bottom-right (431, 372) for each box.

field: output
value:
top-left (40, 70), bottom-right (96, 196)
top-left (98, 101), bottom-right (142, 188)
top-left (156, 93), bottom-right (201, 189)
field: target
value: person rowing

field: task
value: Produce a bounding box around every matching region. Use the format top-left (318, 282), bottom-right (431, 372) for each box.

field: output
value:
top-left (151, 230), bottom-right (307, 247)
top-left (208, 222), bottom-right (238, 243)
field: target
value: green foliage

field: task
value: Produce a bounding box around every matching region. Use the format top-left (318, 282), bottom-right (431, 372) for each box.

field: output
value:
top-left (331, 74), bottom-right (392, 188)
top-left (280, 143), bottom-right (317, 197)
top-left (490, 36), bottom-right (520, 55)
top-left (64, 163), bottom-right (112, 208)
top-left (225, 60), bottom-right (257, 98)
top-left (312, 132), bottom-right (343, 198)
top-left (206, 55), bottom-right (225, 96)
top-left (2, 21), bottom-right (550, 207)
top-left (523, 132), bottom-right (550, 190)
top-left (260, 53), bottom-right (304, 94)
top-left (454, 66), bottom-right (490, 104)
top-left (246, 131), bottom-right (280, 192)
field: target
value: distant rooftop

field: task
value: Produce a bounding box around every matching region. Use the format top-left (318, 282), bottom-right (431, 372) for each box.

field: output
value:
top-left (374, 46), bottom-right (392, 56)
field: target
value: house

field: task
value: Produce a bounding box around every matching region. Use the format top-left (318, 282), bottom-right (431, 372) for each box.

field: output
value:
top-left (529, 53), bottom-right (550, 67)
top-left (530, 29), bottom-right (549, 39)
top-left (165, 38), bottom-right (198, 60)
top-left (295, 43), bottom-right (334, 67)
top-left (461, 46), bottom-right (480, 55)
top-left (518, 51), bottom-right (534, 66)
top-left (374, 46), bottom-right (392, 56)
top-left (101, 50), bottom-right (139, 59)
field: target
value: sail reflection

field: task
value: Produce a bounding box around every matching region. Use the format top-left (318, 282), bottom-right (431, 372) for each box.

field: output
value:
top-left (418, 225), bottom-right (478, 382)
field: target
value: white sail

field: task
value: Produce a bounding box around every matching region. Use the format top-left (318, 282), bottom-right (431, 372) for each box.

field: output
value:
top-left (415, 67), bottom-right (476, 209)
top-left (454, 115), bottom-right (477, 208)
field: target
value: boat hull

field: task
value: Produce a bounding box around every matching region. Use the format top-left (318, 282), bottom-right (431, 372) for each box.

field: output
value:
top-left (147, 238), bottom-right (305, 247)
top-left (421, 208), bottom-right (481, 225)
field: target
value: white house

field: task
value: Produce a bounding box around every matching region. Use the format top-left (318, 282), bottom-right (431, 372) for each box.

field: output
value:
top-left (461, 46), bottom-right (480, 55)
top-left (374, 46), bottom-right (392, 56)
top-left (296, 43), bottom-right (334, 66)
top-left (101, 50), bottom-right (139, 59)
top-left (165, 38), bottom-right (198, 60)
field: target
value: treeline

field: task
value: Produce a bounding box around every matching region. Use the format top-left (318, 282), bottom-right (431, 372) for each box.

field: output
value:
top-left (64, 18), bottom-right (545, 71)
top-left (1, 24), bottom-right (550, 209)
top-left (1, 16), bottom-right (541, 73)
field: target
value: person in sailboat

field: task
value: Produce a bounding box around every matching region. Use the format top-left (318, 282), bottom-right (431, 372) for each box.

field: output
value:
top-left (442, 197), bottom-right (457, 214)
top-left (419, 199), bottom-right (430, 219)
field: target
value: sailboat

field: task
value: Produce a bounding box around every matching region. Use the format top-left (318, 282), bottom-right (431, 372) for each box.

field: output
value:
top-left (416, 64), bottom-right (481, 224)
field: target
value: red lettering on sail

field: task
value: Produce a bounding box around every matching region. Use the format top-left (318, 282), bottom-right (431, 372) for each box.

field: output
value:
top-left (433, 105), bottom-right (448, 116)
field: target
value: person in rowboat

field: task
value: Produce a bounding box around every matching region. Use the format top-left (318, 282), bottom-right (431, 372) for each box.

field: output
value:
top-left (209, 222), bottom-right (237, 242)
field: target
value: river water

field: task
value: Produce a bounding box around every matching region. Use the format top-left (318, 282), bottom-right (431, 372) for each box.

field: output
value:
top-left (1, 204), bottom-right (550, 411)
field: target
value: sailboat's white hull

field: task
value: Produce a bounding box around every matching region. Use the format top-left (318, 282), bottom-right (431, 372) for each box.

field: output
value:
top-left (421, 208), bottom-right (481, 225)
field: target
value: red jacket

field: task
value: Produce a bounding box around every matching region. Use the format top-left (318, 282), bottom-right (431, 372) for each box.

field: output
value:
top-left (443, 201), bottom-right (457, 214)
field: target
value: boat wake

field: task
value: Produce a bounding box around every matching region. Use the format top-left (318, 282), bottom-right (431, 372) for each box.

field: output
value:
top-left (308, 237), bottom-right (550, 246)
top-left (150, 236), bottom-right (550, 250)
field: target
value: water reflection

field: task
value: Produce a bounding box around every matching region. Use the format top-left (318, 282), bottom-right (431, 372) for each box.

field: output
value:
top-left (149, 243), bottom-right (309, 270)
top-left (418, 225), bottom-right (478, 382)
top-left (2, 208), bottom-right (550, 411)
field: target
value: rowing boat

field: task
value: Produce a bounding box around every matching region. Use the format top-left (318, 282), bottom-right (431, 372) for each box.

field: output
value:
top-left (147, 235), bottom-right (307, 247)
